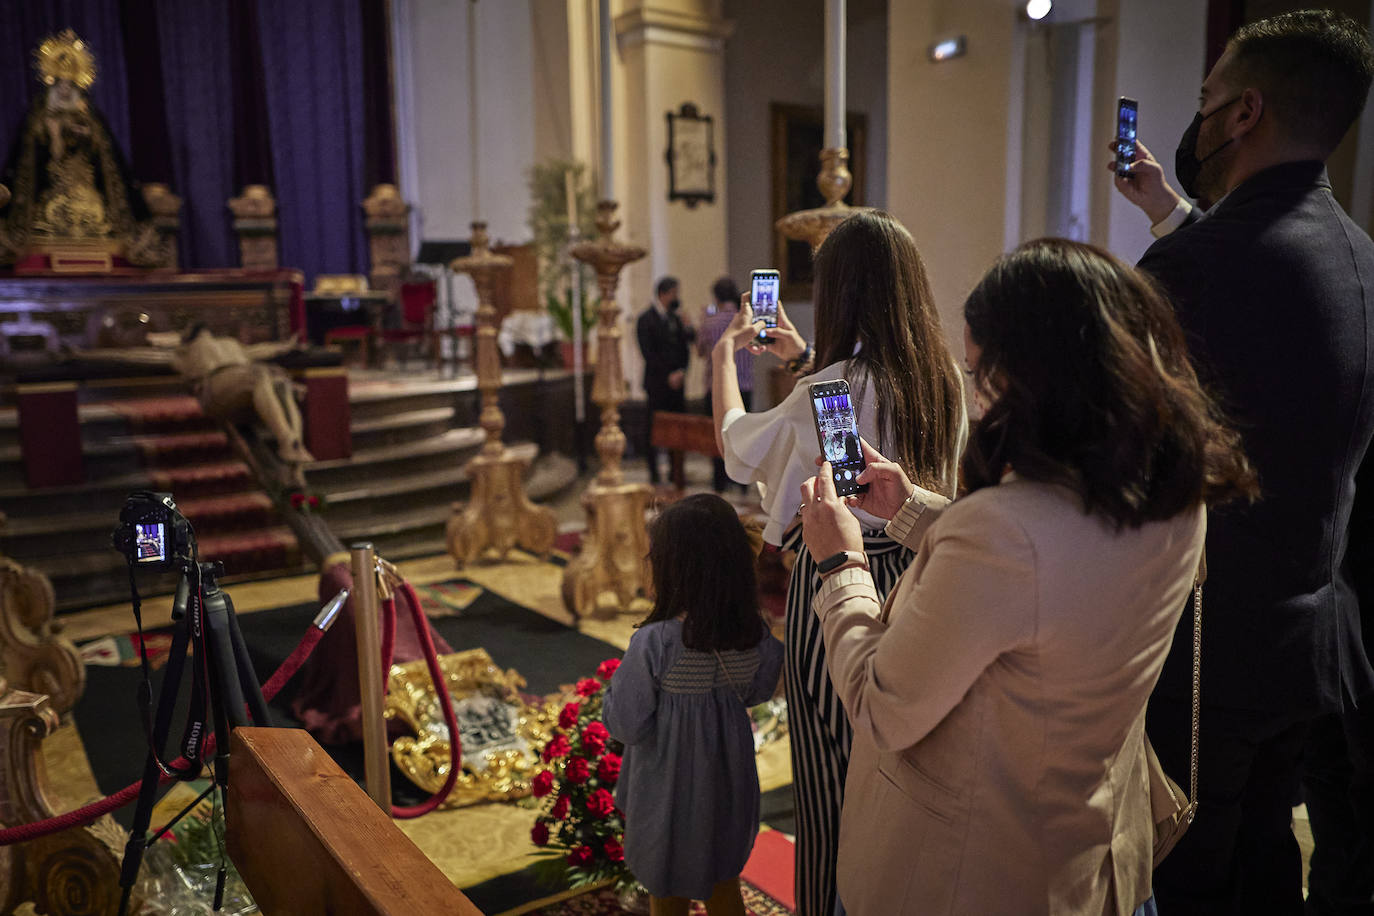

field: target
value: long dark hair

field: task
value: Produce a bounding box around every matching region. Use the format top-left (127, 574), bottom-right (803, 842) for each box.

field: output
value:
top-left (961, 238), bottom-right (1257, 527)
top-left (638, 494), bottom-right (766, 651)
top-left (812, 210), bottom-right (963, 494)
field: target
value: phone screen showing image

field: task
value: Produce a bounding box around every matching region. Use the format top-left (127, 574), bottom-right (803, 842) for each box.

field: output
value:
top-left (1116, 98), bottom-right (1138, 177)
top-left (751, 270), bottom-right (779, 340)
top-left (810, 381), bottom-right (868, 497)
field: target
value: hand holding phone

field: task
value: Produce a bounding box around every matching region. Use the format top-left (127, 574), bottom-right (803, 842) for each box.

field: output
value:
top-left (809, 380), bottom-right (868, 497)
top-left (1115, 97), bottom-right (1139, 178)
top-left (750, 269), bottom-right (780, 345)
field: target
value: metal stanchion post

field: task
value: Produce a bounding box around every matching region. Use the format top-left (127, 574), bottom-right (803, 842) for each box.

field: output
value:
top-left (351, 542), bottom-right (391, 811)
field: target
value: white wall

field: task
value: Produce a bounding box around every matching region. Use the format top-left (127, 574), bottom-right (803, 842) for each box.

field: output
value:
top-left (394, 0), bottom-right (537, 248)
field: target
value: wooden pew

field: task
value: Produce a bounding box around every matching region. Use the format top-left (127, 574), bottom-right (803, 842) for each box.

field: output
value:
top-left (226, 727), bottom-right (483, 915)
top-left (650, 411), bottom-right (720, 490)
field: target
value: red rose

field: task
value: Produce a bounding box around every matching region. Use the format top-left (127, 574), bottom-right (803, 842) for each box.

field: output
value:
top-left (597, 658), bottom-right (621, 681)
top-left (558, 701), bottom-right (581, 730)
top-left (603, 838), bottom-right (625, 862)
top-left (597, 753), bottom-right (621, 784)
top-left (531, 821), bottom-right (550, 846)
top-left (581, 724), bottom-right (606, 757)
top-left (586, 787), bottom-right (615, 819)
top-left (575, 677), bottom-right (603, 697)
top-left (551, 794), bottom-right (570, 820)
top-left (565, 756), bottom-right (590, 784)
top-left (531, 769), bottom-right (554, 798)
top-left (289, 492), bottom-right (306, 508)
top-left (567, 845), bottom-right (594, 867)
top-left (541, 734), bottom-right (571, 762)
top-left (307, 494), bottom-right (321, 508)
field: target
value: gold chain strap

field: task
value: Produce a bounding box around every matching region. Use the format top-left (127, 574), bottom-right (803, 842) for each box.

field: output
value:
top-left (1186, 580), bottom-right (1202, 822)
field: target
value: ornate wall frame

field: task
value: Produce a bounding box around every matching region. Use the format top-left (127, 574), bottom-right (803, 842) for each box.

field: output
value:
top-left (665, 103), bottom-right (716, 208)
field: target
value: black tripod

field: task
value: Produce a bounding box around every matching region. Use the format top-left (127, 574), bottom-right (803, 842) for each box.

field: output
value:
top-left (117, 560), bottom-right (271, 916)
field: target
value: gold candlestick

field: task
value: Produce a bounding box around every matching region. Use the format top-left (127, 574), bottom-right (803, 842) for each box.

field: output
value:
top-left (446, 222), bottom-right (557, 567)
top-left (561, 201), bottom-right (653, 620)
top-left (774, 147), bottom-right (865, 250)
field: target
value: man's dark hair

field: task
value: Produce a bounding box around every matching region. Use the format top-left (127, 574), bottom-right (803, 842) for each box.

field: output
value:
top-left (638, 493), bottom-right (766, 652)
top-left (1226, 9), bottom-right (1374, 154)
top-left (711, 276), bottom-right (740, 306)
top-left (655, 276), bottom-right (679, 298)
top-left (962, 239), bottom-right (1258, 528)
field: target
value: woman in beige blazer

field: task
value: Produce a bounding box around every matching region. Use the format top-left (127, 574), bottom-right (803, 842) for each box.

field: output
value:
top-left (798, 240), bottom-right (1257, 916)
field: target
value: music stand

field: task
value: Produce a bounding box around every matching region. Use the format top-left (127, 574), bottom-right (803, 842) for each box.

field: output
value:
top-left (416, 240), bottom-right (472, 371)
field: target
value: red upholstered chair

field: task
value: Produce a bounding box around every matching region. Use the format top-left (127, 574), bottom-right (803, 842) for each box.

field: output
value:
top-left (378, 277), bottom-right (438, 367)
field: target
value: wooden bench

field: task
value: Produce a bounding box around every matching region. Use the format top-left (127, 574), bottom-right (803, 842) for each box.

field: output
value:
top-left (226, 727), bottom-right (483, 915)
top-left (650, 411), bottom-right (720, 490)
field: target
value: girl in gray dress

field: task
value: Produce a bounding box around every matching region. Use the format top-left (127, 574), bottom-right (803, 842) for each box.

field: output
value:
top-left (603, 494), bottom-right (784, 916)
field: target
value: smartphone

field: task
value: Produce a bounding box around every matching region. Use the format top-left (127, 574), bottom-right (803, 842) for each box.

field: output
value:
top-left (1115, 97), bottom-right (1139, 178)
top-left (809, 380), bottom-right (869, 497)
top-left (750, 269), bottom-right (780, 344)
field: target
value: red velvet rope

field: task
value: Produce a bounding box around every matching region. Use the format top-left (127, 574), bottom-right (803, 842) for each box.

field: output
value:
top-left (0, 625), bottom-right (325, 846)
top-left (388, 582), bottom-right (462, 819)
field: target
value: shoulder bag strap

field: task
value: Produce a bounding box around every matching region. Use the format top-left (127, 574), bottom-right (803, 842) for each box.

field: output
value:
top-left (713, 649), bottom-right (749, 705)
top-left (1187, 550), bottom-right (1204, 813)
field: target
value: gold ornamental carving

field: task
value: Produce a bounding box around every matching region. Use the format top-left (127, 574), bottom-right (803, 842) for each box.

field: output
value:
top-left (384, 648), bottom-right (558, 806)
top-left (228, 184), bottom-right (279, 271)
top-left (141, 182), bottom-right (182, 270)
top-left (0, 686), bottom-right (130, 915)
top-left (560, 200), bottom-right (654, 620)
top-left (0, 553), bottom-right (84, 717)
top-left (362, 183), bottom-right (410, 296)
top-left (446, 222), bottom-right (558, 567)
top-left (775, 147), bottom-right (866, 251)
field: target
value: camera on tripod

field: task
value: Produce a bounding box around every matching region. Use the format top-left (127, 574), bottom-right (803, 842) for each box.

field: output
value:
top-left (111, 491), bottom-right (195, 572)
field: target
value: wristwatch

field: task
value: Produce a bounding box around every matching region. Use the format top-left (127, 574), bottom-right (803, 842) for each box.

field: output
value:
top-left (816, 549), bottom-right (867, 575)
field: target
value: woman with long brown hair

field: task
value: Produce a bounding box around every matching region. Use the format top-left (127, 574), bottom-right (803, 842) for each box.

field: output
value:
top-left (711, 210), bottom-right (966, 916)
top-left (798, 239), bottom-right (1256, 915)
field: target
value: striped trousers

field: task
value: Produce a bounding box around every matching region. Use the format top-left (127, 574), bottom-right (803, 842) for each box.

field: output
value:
top-left (782, 525), bottom-right (913, 916)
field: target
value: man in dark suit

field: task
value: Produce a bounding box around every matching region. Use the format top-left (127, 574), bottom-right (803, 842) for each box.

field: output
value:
top-left (636, 276), bottom-right (694, 485)
top-left (1113, 11), bottom-right (1374, 915)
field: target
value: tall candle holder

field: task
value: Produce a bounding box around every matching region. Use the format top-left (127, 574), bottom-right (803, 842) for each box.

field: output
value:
top-left (561, 201), bottom-right (653, 620)
top-left (774, 147), bottom-right (864, 251)
top-left (446, 222), bottom-right (557, 567)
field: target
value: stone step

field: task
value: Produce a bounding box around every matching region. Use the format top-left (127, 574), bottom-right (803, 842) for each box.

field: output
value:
top-left (348, 406), bottom-right (458, 452)
top-left (304, 427), bottom-right (484, 490)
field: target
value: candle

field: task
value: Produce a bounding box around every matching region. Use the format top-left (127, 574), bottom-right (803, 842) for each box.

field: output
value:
top-left (599, 0), bottom-right (614, 200)
top-left (468, 0), bottom-right (481, 215)
top-left (825, 0), bottom-right (846, 150)
top-left (566, 168), bottom-right (578, 234)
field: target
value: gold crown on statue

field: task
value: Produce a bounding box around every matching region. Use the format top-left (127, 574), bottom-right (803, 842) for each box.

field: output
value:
top-left (34, 29), bottom-right (97, 89)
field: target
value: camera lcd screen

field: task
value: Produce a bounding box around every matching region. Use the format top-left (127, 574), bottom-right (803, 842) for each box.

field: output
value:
top-left (135, 522), bottom-right (167, 564)
top-left (812, 387), bottom-right (867, 495)
top-left (751, 272), bottom-right (779, 329)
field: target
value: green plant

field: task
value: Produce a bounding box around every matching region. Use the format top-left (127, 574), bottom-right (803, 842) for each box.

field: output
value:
top-left (528, 160), bottom-right (600, 341)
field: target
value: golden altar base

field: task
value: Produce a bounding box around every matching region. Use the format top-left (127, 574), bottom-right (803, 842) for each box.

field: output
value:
top-left (446, 222), bottom-right (557, 567)
top-left (561, 201), bottom-right (653, 620)
top-left (774, 147), bottom-right (868, 251)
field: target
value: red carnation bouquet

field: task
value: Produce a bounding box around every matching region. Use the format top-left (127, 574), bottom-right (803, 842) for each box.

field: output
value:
top-left (530, 657), bottom-right (634, 890)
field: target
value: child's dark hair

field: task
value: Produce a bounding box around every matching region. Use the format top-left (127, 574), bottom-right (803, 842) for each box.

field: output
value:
top-left (639, 493), bottom-right (766, 651)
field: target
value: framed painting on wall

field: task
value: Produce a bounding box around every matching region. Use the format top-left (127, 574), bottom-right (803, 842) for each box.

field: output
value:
top-left (770, 103), bottom-right (867, 301)
top-left (666, 103), bottom-right (716, 207)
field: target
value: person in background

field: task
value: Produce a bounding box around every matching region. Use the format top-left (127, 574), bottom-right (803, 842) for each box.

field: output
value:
top-left (710, 210), bottom-right (967, 916)
top-left (799, 239), bottom-right (1257, 915)
top-left (603, 493), bottom-right (783, 916)
top-left (637, 276), bottom-right (695, 487)
top-left (696, 276), bottom-right (753, 494)
top-left (1111, 11), bottom-right (1374, 913)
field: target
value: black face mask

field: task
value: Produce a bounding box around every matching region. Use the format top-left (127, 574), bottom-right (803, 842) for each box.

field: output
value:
top-left (667, 298), bottom-right (681, 313)
top-left (1174, 96), bottom-right (1241, 200)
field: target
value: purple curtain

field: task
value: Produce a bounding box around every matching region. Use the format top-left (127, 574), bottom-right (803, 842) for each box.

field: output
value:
top-left (153, 0), bottom-right (236, 268)
top-left (255, 0), bottom-right (369, 281)
top-left (0, 1), bottom-right (131, 157)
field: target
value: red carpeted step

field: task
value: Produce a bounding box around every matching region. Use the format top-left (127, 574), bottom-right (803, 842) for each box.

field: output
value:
top-left (196, 527), bottom-right (300, 577)
top-left (131, 431), bottom-right (234, 466)
top-left (105, 395), bottom-right (210, 429)
top-left (148, 460), bottom-right (255, 497)
top-left (741, 829), bottom-right (795, 912)
top-left (176, 492), bottom-right (279, 532)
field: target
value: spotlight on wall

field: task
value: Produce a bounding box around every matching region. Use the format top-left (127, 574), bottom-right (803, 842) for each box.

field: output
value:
top-left (928, 36), bottom-right (968, 62)
top-left (1025, 0), bottom-right (1053, 20)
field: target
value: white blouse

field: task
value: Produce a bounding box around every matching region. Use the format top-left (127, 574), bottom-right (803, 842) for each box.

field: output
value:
top-left (720, 359), bottom-right (967, 546)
